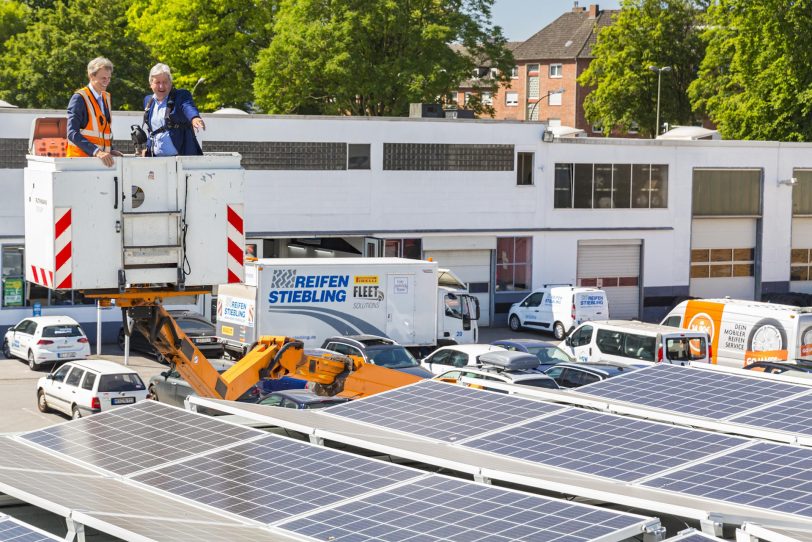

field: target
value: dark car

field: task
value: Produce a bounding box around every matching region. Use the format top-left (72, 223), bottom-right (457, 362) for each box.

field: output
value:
top-left (258, 388), bottom-right (349, 410)
top-left (490, 338), bottom-right (574, 371)
top-left (744, 361), bottom-right (812, 377)
top-left (119, 311), bottom-right (224, 361)
top-left (544, 362), bottom-right (641, 389)
top-left (147, 359), bottom-right (261, 409)
top-left (321, 335), bottom-right (433, 378)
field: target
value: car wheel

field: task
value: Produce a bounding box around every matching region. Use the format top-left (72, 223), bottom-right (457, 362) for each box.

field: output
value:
top-left (71, 405), bottom-right (82, 420)
top-left (28, 350), bottom-right (38, 370)
top-left (553, 321), bottom-right (566, 341)
top-left (2, 339), bottom-right (11, 359)
top-left (37, 389), bottom-right (50, 413)
top-left (509, 315), bottom-right (522, 332)
top-left (148, 386), bottom-right (159, 402)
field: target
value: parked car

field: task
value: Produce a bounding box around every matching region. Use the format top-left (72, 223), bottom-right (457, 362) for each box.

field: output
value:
top-left (420, 344), bottom-right (506, 376)
top-left (148, 359), bottom-right (262, 408)
top-left (436, 351), bottom-right (559, 392)
top-left (321, 335), bottom-right (432, 378)
top-left (490, 338), bottom-right (574, 371)
top-left (258, 389), bottom-right (349, 410)
top-left (37, 359), bottom-right (148, 419)
top-left (507, 286), bottom-right (608, 339)
top-left (544, 362), bottom-right (642, 389)
top-left (4, 315), bottom-right (90, 370)
top-left (743, 360), bottom-right (812, 378)
top-left (119, 310), bottom-right (224, 361)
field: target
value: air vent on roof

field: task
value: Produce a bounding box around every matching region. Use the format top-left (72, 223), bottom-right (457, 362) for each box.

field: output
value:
top-left (565, 40), bottom-right (573, 47)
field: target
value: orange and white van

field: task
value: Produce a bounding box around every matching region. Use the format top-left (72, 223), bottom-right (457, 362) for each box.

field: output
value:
top-left (661, 299), bottom-right (812, 368)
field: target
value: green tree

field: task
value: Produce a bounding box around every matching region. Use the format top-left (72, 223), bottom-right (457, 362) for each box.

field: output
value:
top-left (579, 0), bottom-right (706, 137)
top-left (253, 0), bottom-right (513, 116)
top-left (128, 0), bottom-right (275, 111)
top-left (0, 1), bottom-right (30, 48)
top-left (0, 0), bottom-right (151, 110)
top-left (689, 0), bottom-right (812, 141)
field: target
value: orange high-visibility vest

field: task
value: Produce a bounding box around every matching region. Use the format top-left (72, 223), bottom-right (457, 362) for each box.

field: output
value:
top-left (66, 86), bottom-right (112, 157)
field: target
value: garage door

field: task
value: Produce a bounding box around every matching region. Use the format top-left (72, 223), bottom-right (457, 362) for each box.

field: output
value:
top-left (424, 249), bottom-right (491, 326)
top-left (577, 241), bottom-right (641, 319)
top-left (690, 218), bottom-right (756, 299)
top-left (791, 218), bottom-right (812, 294)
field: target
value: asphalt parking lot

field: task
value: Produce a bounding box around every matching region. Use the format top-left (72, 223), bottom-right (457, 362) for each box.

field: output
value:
top-left (0, 326), bottom-right (553, 433)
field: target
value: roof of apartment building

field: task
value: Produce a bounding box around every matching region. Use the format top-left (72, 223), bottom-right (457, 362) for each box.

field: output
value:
top-left (513, 4), bottom-right (617, 61)
top-left (454, 41), bottom-right (523, 89)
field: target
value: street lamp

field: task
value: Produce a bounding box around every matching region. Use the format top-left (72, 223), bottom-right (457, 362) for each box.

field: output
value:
top-left (192, 77), bottom-right (206, 96)
top-left (649, 66), bottom-right (671, 137)
top-left (527, 88), bottom-right (565, 122)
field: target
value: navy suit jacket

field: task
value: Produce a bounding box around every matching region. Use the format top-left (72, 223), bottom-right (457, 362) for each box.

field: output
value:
top-left (67, 90), bottom-right (113, 156)
top-left (143, 88), bottom-right (203, 156)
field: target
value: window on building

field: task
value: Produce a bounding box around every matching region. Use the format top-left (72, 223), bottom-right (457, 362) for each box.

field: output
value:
top-left (464, 92), bottom-right (472, 105)
top-left (527, 102), bottom-right (539, 121)
top-left (517, 153), bottom-right (534, 186)
top-left (505, 92), bottom-right (518, 106)
top-left (793, 169), bottom-right (812, 215)
top-left (791, 249), bottom-right (812, 281)
top-left (481, 92), bottom-right (493, 106)
top-left (348, 144), bottom-right (370, 170)
top-left (548, 91), bottom-right (562, 106)
top-left (554, 163), bottom-right (669, 209)
top-left (549, 64), bottom-right (563, 78)
top-left (591, 123), bottom-right (603, 133)
top-left (384, 239), bottom-right (422, 259)
top-left (691, 248), bottom-right (755, 278)
top-left (692, 169), bottom-right (761, 216)
top-left (496, 237), bottom-right (532, 291)
top-left (527, 64), bottom-right (539, 73)
top-left (490, 68), bottom-right (498, 79)
top-left (511, 66), bottom-right (519, 78)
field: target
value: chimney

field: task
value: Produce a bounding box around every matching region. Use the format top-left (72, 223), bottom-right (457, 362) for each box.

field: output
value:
top-left (572, 1), bottom-right (585, 13)
top-left (588, 4), bottom-right (599, 18)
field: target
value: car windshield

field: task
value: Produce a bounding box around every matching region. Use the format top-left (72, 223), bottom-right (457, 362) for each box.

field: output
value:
top-left (526, 345), bottom-right (573, 362)
top-left (42, 325), bottom-right (83, 338)
top-left (98, 373), bottom-right (146, 392)
top-left (365, 346), bottom-right (419, 368)
top-left (304, 400), bottom-right (346, 409)
top-left (516, 378), bottom-right (559, 390)
top-left (177, 319), bottom-right (214, 334)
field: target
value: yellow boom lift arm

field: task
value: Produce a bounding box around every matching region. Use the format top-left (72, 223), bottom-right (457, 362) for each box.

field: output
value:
top-left (101, 292), bottom-right (421, 401)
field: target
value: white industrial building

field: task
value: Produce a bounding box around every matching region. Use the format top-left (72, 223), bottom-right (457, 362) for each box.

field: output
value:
top-left (0, 108), bottom-right (810, 342)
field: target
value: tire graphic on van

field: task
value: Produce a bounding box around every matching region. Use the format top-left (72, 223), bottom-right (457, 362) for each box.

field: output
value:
top-left (745, 318), bottom-right (788, 362)
top-left (687, 313), bottom-right (715, 357)
top-left (802, 326), bottom-right (812, 357)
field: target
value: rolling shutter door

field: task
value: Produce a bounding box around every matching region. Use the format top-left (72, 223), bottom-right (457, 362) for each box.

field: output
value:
top-left (577, 241), bottom-right (641, 319)
top-left (791, 218), bottom-right (812, 294)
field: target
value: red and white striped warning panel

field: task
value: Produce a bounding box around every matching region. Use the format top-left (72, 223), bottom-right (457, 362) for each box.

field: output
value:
top-left (54, 207), bottom-right (72, 289)
top-left (227, 204), bottom-right (245, 284)
top-left (27, 266), bottom-right (53, 288)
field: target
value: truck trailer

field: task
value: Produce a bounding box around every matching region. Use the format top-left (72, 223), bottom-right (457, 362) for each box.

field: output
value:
top-left (216, 258), bottom-right (479, 358)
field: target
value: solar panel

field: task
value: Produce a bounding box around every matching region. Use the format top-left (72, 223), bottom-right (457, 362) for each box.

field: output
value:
top-left (322, 380), bottom-right (564, 442)
top-left (19, 400), bottom-right (261, 475)
top-left (132, 434), bottom-right (423, 524)
top-left (578, 364), bottom-right (810, 420)
top-left (727, 394), bottom-right (812, 436)
top-left (277, 475), bottom-right (650, 542)
top-left (463, 409), bottom-right (748, 482)
top-left (0, 515), bottom-right (61, 541)
top-left (643, 442), bottom-right (812, 517)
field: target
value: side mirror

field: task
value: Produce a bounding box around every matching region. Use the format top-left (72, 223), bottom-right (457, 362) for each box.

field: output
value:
top-left (160, 370), bottom-right (171, 379)
top-left (45, 373), bottom-right (54, 380)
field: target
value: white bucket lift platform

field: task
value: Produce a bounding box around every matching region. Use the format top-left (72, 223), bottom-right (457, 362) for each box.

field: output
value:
top-left (24, 154), bottom-right (245, 292)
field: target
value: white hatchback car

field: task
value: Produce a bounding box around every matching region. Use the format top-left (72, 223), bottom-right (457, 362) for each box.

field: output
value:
top-left (37, 359), bottom-right (148, 419)
top-left (3, 316), bottom-right (90, 370)
top-left (420, 344), bottom-right (506, 376)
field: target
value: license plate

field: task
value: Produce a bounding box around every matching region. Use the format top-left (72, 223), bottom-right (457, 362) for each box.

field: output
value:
top-left (112, 397), bottom-right (136, 405)
top-left (58, 352), bottom-right (73, 359)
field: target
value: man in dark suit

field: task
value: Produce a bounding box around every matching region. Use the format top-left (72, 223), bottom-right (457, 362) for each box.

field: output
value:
top-left (143, 63), bottom-right (205, 156)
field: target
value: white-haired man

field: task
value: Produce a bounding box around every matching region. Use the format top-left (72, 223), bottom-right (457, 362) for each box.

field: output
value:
top-left (67, 57), bottom-right (123, 167)
top-left (142, 63), bottom-right (205, 156)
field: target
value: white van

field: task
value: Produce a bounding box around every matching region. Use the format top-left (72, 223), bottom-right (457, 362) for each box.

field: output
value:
top-left (508, 285), bottom-right (608, 340)
top-left (565, 320), bottom-right (711, 365)
top-left (662, 299), bottom-right (812, 368)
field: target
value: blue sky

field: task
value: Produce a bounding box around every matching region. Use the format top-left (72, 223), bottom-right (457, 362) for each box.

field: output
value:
top-left (491, 0), bottom-right (622, 41)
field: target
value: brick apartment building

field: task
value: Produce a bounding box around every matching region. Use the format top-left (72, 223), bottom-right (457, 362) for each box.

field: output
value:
top-left (455, 4), bottom-right (615, 133)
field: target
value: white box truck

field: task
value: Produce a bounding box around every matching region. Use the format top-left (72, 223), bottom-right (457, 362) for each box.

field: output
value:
top-left (216, 258), bottom-right (479, 358)
top-left (24, 153), bottom-right (245, 291)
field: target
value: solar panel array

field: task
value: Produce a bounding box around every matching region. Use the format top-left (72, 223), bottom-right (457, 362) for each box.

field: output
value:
top-left (727, 393), bottom-right (812, 434)
top-left (463, 409), bottom-right (748, 482)
top-left (276, 475), bottom-right (647, 542)
top-left (20, 400), bottom-right (260, 475)
top-left (577, 364), bottom-right (810, 420)
top-left (0, 515), bottom-right (61, 542)
top-left (322, 379), bottom-right (565, 441)
top-left (9, 399), bottom-right (654, 542)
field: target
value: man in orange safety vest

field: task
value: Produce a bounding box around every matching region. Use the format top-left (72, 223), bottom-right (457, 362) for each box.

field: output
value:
top-left (67, 57), bottom-right (123, 167)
